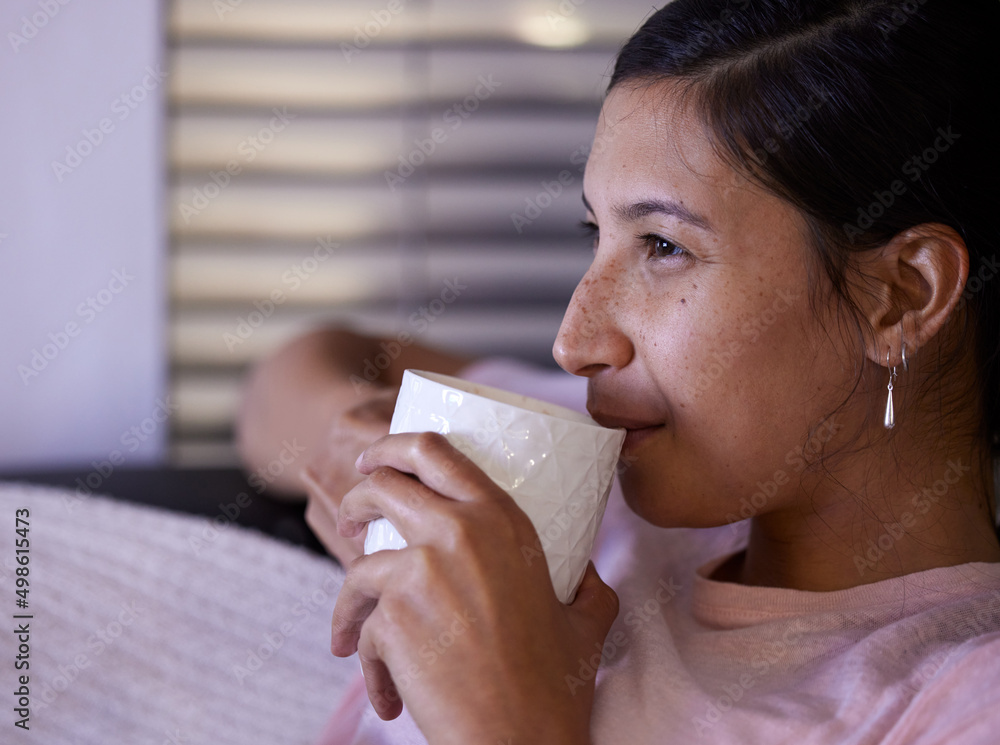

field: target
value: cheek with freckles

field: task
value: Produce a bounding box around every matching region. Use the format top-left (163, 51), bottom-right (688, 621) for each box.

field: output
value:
top-left (619, 278), bottom-right (840, 527)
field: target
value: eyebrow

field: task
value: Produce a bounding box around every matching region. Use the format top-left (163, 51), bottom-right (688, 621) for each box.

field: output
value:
top-left (582, 192), bottom-right (714, 233)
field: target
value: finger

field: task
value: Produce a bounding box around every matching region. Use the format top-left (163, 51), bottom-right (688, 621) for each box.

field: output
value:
top-left (356, 432), bottom-right (501, 505)
top-left (358, 633), bottom-right (404, 720)
top-left (568, 562), bottom-right (620, 641)
top-left (303, 467), bottom-right (350, 553)
top-left (305, 495), bottom-right (365, 564)
top-left (330, 550), bottom-right (397, 656)
top-left (336, 465), bottom-right (447, 541)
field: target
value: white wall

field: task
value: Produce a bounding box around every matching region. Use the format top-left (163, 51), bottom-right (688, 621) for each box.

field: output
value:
top-left (0, 0), bottom-right (166, 468)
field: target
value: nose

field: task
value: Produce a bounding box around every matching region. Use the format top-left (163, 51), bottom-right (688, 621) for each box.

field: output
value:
top-left (553, 264), bottom-right (633, 377)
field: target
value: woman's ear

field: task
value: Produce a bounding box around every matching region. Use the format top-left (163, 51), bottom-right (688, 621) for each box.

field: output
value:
top-left (853, 223), bottom-right (969, 367)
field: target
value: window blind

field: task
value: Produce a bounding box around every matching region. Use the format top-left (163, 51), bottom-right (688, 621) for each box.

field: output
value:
top-left (167, 0), bottom-right (656, 465)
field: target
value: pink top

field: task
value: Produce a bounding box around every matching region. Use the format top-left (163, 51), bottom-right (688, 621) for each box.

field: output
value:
top-left (317, 358), bottom-right (1000, 745)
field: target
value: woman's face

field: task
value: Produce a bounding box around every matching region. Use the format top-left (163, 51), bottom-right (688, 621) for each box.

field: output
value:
top-left (554, 82), bottom-right (855, 528)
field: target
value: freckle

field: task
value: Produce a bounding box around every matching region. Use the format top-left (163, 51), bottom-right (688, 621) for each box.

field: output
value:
top-left (680, 298), bottom-right (686, 304)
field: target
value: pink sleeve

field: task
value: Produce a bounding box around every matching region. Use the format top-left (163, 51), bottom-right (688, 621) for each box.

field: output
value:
top-left (881, 635), bottom-right (1000, 745)
top-left (314, 673), bottom-right (367, 745)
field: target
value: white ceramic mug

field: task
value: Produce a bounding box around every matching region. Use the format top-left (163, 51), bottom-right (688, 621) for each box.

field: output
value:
top-left (363, 369), bottom-right (625, 603)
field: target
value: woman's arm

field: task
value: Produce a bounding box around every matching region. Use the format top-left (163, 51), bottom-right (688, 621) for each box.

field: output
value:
top-left (235, 327), bottom-right (473, 498)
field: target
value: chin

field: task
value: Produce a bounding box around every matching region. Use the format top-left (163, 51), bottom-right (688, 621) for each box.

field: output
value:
top-left (618, 468), bottom-right (676, 527)
top-left (618, 466), bottom-right (730, 530)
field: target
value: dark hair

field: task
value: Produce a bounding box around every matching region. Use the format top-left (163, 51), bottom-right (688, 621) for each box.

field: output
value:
top-left (610, 0), bottom-right (1000, 470)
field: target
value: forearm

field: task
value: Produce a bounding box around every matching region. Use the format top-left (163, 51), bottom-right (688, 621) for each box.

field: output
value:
top-left (235, 327), bottom-right (472, 496)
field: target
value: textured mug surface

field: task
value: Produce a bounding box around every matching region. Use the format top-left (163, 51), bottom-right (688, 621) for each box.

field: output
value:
top-left (363, 369), bottom-right (625, 603)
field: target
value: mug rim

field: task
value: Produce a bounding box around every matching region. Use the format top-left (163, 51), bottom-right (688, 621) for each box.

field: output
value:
top-left (404, 369), bottom-right (624, 435)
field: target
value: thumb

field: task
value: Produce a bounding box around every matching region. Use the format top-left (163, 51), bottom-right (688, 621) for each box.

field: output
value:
top-left (568, 561), bottom-right (619, 642)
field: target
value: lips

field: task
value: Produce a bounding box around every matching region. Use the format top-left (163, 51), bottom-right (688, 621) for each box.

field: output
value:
top-left (588, 412), bottom-right (661, 430)
top-left (621, 424), bottom-right (662, 453)
top-left (588, 410), bottom-right (665, 453)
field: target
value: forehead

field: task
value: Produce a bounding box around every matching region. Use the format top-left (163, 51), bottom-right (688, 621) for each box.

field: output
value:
top-left (586, 82), bottom-right (738, 202)
top-left (583, 81), bottom-right (806, 242)
top-left (597, 82), bottom-right (704, 149)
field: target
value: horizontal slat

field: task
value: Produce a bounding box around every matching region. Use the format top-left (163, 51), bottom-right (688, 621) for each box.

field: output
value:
top-left (423, 244), bottom-right (589, 298)
top-left (169, 181), bottom-right (399, 239)
top-left (168, 47), bottom-right (616, 110)
top-left (169, 177), bottom-right (585, 239)
top-left (172, 373), bottom-right (244, 434)
top-left (171, 250), bottom-right (398, 305)
top-left (169, 115), bottom-right (405, 175)
top-left (170, 438), bottom-right (241, 468)
top-left (170, 0), bottom-right (423, 44)
top-left (169, 48), bottom-right (412, 109)
top-left (171, 309), bottom-right (348, 368)
top-left (169, 0), bottom-right (654, 47)
top-left (169, 112), bottom-right (597, 175)
top-left (172, 242), bottom-right (589, 305)
top-left (423, 178), bottom-right (585, 235)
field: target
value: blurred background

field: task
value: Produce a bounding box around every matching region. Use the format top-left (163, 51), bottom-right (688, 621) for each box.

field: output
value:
top-left (0, 0), bottom-right (659, 473)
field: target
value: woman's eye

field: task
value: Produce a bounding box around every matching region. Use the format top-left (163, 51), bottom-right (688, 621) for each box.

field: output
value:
top-left (579, 220), bottom-right (599, 250)
top-left (641, 233), bottom-right (686, 260)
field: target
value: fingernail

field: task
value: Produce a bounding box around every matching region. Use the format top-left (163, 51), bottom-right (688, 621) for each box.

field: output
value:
top-left (354, 452), bottom-right (364, 470)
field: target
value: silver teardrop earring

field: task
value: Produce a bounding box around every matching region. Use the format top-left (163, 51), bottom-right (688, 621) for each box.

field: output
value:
top-left (884, 343), bottom-right (908, 429)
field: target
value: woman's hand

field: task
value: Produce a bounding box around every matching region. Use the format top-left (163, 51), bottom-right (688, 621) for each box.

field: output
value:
top-left (302, 386), bottom-right (398, 565)
top-left (330, 432), bottom-right (619, 745)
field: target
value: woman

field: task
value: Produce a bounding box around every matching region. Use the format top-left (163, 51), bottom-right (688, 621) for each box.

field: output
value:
top-left (238, 0), bottom-right (1000, 742)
